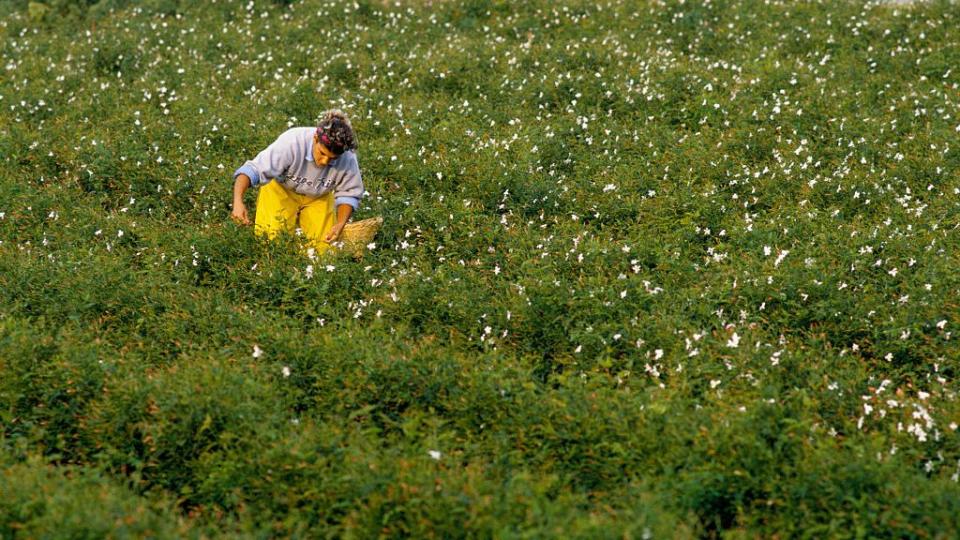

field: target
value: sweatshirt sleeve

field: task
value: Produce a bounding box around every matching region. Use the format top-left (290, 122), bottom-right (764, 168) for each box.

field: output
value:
top-left (334, 152), bottom-right (364, 210)
top-left (233, 129), bottom-right (298, 188)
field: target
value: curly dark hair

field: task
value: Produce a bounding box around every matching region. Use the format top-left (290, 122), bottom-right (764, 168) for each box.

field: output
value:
top-left (316, 109), bottom-right (357, 155)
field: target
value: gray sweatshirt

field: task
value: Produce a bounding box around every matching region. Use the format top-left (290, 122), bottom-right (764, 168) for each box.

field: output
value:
top-left (233, 127), bottom-right (363, 210)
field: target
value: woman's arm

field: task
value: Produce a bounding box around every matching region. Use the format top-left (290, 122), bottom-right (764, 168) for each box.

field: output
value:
top-left (325, 203), bottom-right (353, 241)
top-left (327, 153), bottom-right (363, 241)
top-left (232, 174), bottom-right (252, 224)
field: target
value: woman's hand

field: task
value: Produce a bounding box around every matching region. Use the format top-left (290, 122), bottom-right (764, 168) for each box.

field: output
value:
top-left (325, 221), bottom-right (345, 242)
top-left (325, 203), bottom-right (354, 242)
top-left (232, 201), bottom-right (251, 225)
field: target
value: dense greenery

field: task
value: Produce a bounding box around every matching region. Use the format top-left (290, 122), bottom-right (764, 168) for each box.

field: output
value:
top-left (2, 0), bottom-right (960, 536)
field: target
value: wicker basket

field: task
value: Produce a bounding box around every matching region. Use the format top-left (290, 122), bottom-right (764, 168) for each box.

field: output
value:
top-left (340, 216), bottom-right (383, 258)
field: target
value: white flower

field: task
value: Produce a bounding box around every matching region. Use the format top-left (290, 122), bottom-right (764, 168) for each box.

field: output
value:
top-left (252, 345), bottom-right (264, 358)
top-left (428, 450), bottom-right (442, 460)
top-left (726, 332), bottom-right (740, 348)
top-left (282, 366), bottom-right (291, 378)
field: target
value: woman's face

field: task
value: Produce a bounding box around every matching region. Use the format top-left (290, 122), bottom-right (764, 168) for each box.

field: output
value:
top-left (312, 136), bottom-right (338, 166)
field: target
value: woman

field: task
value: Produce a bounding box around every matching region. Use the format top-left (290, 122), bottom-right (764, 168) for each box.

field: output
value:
top-left (231, 110), bottom-right (363, 254)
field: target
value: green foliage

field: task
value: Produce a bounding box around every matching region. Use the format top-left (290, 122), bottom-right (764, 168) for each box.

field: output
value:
top-left (3, 0), bottom-right (960, 536)
top-left (0, 449), bottom-right (199, 538)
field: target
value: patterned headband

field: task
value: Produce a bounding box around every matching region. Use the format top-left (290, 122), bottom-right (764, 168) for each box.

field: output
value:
top-left (316, 127), bottom-right (345, 155)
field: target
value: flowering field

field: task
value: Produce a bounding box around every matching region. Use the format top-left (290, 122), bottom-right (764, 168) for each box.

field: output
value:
top-left (2, 0), bottom-right (960, 536)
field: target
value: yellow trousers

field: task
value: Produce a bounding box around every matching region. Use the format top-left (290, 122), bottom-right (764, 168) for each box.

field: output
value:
top-left (255, 180), bottom-right (335, 254)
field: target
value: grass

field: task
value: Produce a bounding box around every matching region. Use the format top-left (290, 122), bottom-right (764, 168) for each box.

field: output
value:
top-left (2, 0), bottom-right (960, 536)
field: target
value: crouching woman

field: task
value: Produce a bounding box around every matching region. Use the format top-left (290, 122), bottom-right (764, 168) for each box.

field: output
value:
top-left (231, 110), bottom-right (363, 254)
